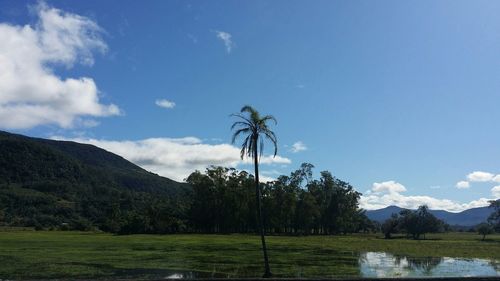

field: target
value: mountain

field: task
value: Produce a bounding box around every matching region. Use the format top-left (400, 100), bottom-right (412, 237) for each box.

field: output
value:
top-left (443, 206), bottom-right (496, 226)
top-left (364, 206), bottom-right (404, 222)
top-left (366, 205), bottom-right (495, 226)
top-left (0, 131), bottom-right (190, 233)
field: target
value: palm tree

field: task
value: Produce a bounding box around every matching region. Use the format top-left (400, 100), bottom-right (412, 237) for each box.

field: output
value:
top-left (231, 105), bottom-right (277, 278)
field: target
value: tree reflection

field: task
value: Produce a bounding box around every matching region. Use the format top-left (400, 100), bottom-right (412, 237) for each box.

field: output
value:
top-left (397, 256), bottom-right (442, 272)
top-left (359, 252), bottom-right (499, 278)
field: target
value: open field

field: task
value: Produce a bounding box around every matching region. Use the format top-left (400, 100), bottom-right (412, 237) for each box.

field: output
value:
top-left (0, 230), bottom-right (499, 279)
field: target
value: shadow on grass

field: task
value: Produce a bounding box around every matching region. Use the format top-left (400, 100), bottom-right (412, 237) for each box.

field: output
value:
top-left (478, 238), bottom-right (500, 244)
top-left (376, 236), bottom-right (443, 241)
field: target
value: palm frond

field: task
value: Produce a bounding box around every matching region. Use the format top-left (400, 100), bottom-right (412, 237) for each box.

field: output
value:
top-left (231, 127), bottom-right (251, 144)
top-left (247, 136), bottom-right (256, 158)
top-left (240, 105), bottom-right (256, 114)
top-left (230, 121), bottom-right (252, 130)
top-left (231, 105), bottom-right (278, 163)
top-left (230, 113), bottom-right (253, 127)
top-left (240, 135), bottom-right (250, 160)
top-left (259, 137), bottom-right (264, 158)
top-left (241, 105), bottom-right (261, 123)
top-left (263, 130), bottom-right (278, 157)
top-left (261, 115), bottom-right (277, 125)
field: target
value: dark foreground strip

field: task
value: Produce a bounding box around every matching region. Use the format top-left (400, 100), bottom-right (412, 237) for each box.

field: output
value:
top-left (161, 276), bottom-right (500, 281)
top-left (21, 276), bottom-right (500, 281)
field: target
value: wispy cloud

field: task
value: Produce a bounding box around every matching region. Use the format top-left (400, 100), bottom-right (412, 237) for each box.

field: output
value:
top-left (456, 181), bottom-right (470, 189)
top-left (0, 2), bottom-right (120, 129)
top-left (155, 99), bottom-right (176, 109)
top-left (492, 186), bottom-right (500, 199)
top-left (214, 30), bottom-right (234, 53)
top-left (187, 33), bottom-right (198, 43)
top-left (290, 141), bottom-right (307, 153)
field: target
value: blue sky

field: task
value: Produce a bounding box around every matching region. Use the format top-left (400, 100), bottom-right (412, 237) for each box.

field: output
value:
top-left (1, 0), bottom-right (500, 211)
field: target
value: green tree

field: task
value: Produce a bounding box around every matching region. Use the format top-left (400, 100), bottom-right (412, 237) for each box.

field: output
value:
top-left (398, 205), bottom-right (443, 239)
top-left (295, 190), bottom-right (320, 234)
top-left (231, 105), bottom-right (277, 278)
top-left (186, 170), bottom-right (216, 232)
top-left (477, 223), bottom-right (494, 241)
top-left (488, 199), bottom-right (500, 232)
top-left (382, 213), bottom-right (400, 239)
top-left (417, 205), bottom-right (441, 239)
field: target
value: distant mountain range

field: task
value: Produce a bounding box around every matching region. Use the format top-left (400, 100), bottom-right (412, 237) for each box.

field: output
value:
top-left (365, 205), bottom-right (495, 226)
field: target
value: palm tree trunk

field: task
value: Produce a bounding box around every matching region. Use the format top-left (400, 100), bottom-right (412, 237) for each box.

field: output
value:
top-left (254, 138), bottom-right (272, 277)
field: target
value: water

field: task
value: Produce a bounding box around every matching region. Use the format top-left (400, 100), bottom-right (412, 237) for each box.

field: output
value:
top-left (119, 252), bottom-right (500, 279)
top-left (113, 268), bottom-right (230, 279)
top-left (360, 252), bottom-right (500, 278)
top-left (164, 271), bottom-right (229, 279)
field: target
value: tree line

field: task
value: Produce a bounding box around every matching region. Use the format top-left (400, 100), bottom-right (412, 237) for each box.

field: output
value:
top-left (381, 205), bottom-right (447, 239)
top-left (380, 201), bottom-right (500, 240)
top-left (186, 163), bottom-right (374, 235)
top-left (0, 163), bottom-right (376, 235)
top-left (476, 200), bottom-right (500, 240)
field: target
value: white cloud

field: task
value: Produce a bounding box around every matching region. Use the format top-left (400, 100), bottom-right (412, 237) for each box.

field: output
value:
top-left (0, 2), bottom-right (120, 129)
top-left (52, 136), bottom-right (291, 182)
top-left (261, 170), bottom-right (282, 176)
top-left (467, 171), bottom-right (495, 182)
top-left (455, 171), bottom-right (500, 189)
top-left (290, 141), bottom-right (307, 153)
top-left (361, 191), bottom-right (492, 212)
top-left (372, 181), bottom-right (407, 193)
top-left (456, 181), bottom-right (470, 189)
top-left (238, 155), bottom-right (291, 165)
top-left (361, 193), bottom-right (492, 212)
top-left (214, 30), bottom-right (233, 53)
top-left (256, 155), bottom-right (291, 165)
top-left (259, 175), bottom-right (277, 183)
top-left (155, 99), bottom-right (175, 109)
top-left (244, 170), bottom-right (276, 183)
top-left (361, 180), bottom-right (492, 212)
top-left (493, 175), bottom-right (500, 183)
top-left (492, 186), bottom-right (500, 199)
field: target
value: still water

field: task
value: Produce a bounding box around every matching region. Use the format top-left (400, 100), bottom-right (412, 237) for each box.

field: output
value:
top-left (359, 252), bottom-right (500, 278)
top-left (162, 252), bottom-right (500, 278)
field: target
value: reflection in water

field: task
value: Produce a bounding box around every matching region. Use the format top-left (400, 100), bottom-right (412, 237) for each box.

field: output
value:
top-left (113, 268), bottom-right (229, 279)
top-left (360, 252), bottom-right (500, 277)
top-left (165, 272), bottom-right (228, 279)
top-left (116, 252), bottom-right (499, 279)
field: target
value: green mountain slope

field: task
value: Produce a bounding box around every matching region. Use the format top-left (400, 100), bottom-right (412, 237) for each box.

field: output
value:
top-left (0, 131), bottom-right (190, 233)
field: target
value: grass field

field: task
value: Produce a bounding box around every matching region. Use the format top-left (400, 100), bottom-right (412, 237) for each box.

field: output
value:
top-left (0, 230), bottom-right (499, 279)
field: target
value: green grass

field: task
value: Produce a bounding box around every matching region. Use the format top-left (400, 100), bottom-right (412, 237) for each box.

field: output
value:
top-left (0, 230), bottom-right (499, 279)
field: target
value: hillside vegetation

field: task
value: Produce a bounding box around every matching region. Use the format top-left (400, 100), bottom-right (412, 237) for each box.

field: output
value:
top-left (0, 131), bottom-right (190, 233)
